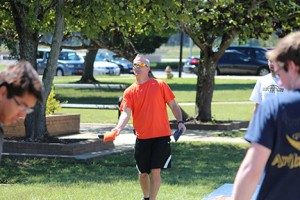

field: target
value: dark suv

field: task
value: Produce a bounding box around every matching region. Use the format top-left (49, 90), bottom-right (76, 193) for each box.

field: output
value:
top-left (183, 49), bottom-right (269, 76)
top-left (216, 50), bottom-right (269, 75)
top-left (227, 46), bottom-right (268, 62)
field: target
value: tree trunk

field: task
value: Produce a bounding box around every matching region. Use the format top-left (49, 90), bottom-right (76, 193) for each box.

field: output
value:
top-left (38, 0), bottom-right (65, 140)
top-left (9, 1), bottom-right (40, 140)
top-left (195, 56), bottom-right (216, 122)
top-left (10, 0), bottom-right (64, 141)
top-left (78, 48), bottom-right (98, 83)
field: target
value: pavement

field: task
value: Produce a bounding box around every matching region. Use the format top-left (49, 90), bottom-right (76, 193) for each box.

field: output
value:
top-left (55, 123), bottom-right (247, 160)
top-left (61, 123), bottom-right (247, 144)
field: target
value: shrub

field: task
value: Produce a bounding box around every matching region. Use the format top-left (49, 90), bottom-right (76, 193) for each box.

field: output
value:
top-left (46, 87), bottom-right (61, 115)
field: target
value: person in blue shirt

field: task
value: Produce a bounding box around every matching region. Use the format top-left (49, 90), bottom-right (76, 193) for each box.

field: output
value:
top-left (231, 31), bottom-right (300, 200)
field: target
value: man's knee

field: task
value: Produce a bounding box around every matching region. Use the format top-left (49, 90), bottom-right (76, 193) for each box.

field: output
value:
top-left (151, 168), bottom-right (161, 176)
top-left (139, 172), bottom-right (149, 179)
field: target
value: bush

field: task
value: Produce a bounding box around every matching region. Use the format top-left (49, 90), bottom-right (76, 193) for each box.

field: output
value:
top-left (46, 87), bottom-right (61, 115)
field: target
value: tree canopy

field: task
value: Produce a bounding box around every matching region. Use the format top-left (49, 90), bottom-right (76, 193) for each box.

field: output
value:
top-left (172, 0), bottom-right (300, 121)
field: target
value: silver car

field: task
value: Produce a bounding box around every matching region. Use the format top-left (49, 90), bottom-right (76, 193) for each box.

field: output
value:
top-left (96, 49), bottom-right (133, 73)
top-left (37, 48), bottom-right (84, 76)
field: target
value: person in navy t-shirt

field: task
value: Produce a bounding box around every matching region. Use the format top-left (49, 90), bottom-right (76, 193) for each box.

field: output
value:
top-left (231, 31), bottom-right (300, 200)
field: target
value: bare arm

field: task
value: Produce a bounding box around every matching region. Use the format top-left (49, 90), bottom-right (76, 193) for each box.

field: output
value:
top-left (253, 103), bottom-right (259, 115)
top-left (167, 99), bottom-right (186, 132)
top-left (232, 143), bottom-right (271, 200)
top-left (112, 107), bottom-right (132, 134)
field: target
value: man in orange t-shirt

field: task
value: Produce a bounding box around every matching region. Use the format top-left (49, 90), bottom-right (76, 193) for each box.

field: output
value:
top-left (111, 54), bottom-right (186, 200)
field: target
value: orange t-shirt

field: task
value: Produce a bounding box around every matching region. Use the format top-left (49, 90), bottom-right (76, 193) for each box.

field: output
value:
top-left (120, 78), bottom-right (175, 139)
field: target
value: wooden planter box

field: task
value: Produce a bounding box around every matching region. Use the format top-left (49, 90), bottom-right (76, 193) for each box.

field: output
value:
top-left (3, 113), bottom-right (80, 138)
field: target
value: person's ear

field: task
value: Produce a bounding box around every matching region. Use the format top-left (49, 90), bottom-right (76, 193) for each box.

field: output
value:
top-left (289, 61), bottom-right (300, 74)
top-left (0, 86), bottom-right (7, 101)
top-left (287, 61), bottom-right (297, 73)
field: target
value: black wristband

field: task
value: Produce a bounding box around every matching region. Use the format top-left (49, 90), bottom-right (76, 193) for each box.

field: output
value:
top-left (177, 121), bottom-right (184, 124)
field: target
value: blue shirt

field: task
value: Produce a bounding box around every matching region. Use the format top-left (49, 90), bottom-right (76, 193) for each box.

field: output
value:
top-left (245, 89), bottom-right (300, 200)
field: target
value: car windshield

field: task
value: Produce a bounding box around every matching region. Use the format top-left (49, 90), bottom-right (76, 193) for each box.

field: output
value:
top-left (95, 54), bottom-right (105, 61)
top-left (95, 53), bottom-right (112, 61)
top-left (255, 49), bottom-right (267, 60)
top-left (112, 55), bottom-right (124, 61)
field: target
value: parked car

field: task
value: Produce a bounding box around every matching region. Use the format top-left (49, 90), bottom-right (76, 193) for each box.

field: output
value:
top-left (93, 56), bottom-right (121, 76)
top-left (37, 48), bottom-right (84, 76)
top-left (183, 50), bottom-right (269, 76)
top-left (182, 56), bottom-right (200, 73)
top-left (96, 49), bottom-right (133, 73)
top-left (216, 50), bottom-right (269, 75)
top-left (227, 46), bottom-right (268, 62)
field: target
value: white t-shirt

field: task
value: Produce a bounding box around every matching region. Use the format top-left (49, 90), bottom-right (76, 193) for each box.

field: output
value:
top-left (249, 73), bottom-right (285, 104)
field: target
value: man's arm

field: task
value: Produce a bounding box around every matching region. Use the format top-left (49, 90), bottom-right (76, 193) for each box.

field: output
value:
top-left (112, 107), bottom-right (132, 134)
top-left (249, 80), bottom-right (261, 115)
top-left (253, 103), bottom-right (259, 114)
top-left (231, 143), bottom-right (271, 200)
top-left (167, 99), bottom-right (186, 132)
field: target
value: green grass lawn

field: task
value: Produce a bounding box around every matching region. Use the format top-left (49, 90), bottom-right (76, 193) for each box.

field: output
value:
top-left (0, 142), bottom-right (247, 200)
top-left (60, 102), bottom-right (254, 124)
top-left (54, 76), bottom-right (255, 123)
top-left (53, 76), bottom-right (255, 103)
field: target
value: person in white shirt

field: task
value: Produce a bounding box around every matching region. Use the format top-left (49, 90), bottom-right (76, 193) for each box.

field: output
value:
top-left (249, 60), bottom-right (284, 113)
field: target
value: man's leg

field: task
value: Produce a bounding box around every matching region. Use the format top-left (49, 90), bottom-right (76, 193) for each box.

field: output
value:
top-left (139, 172), bottom-right (150, 199)
top-left (150, 168), bottom-right (161, 200)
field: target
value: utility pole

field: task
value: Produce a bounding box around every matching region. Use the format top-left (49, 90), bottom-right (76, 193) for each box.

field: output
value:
top-left (178, 31), bottom-right (183, 78)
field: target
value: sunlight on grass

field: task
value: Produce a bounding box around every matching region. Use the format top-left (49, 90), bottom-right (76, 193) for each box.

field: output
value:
top-left (54, 77), bottom-right (256, 103)
top-left (0, 142), bottom-right (247, 200)
top-left (60, 108), bottom-right (119, 124)
top-left (60, 102), bottom-right (253, 124)
top-left (53, 76), bottom-right (256, 123)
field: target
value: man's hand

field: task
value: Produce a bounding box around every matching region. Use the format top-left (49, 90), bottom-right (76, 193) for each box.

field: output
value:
top-left (103, 129), bottom-right (120, 143)
top-left (178, 122), bottom-right (186, 133)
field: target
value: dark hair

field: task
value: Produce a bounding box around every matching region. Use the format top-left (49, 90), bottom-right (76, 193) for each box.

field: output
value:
top-left (0, 61), bottom-right (43, 101)
top-left (267, 31), bottom-right (300, 72)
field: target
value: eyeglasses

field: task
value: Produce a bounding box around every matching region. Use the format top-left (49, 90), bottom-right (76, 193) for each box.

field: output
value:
top-left (12, 96), bottom-right (34, 114)
top-left (133, 63), bottom-right (147, 68)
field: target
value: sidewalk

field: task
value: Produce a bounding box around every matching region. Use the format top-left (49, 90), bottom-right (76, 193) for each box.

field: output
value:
top-left (57, 123), bottom-right (247, 160)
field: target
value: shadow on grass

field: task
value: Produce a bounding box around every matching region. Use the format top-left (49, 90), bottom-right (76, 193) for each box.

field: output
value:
top-left (56, 95), bottom-right (121, 104)
top-left (214, 83), bottom-right (255, 91)
top-left (0, 142), bottom-right (246, 186)
top-left (55, 88), bottom-right (123, 104)
top-left (165, 142), bottom-right (246, 186)
top-left (154, 83), bottom-right (254, 92)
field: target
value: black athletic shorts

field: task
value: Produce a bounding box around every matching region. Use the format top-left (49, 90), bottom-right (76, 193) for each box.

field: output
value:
top-left (134, 136), bottom-right (171, 174)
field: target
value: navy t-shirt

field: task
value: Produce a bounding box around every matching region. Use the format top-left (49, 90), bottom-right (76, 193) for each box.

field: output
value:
top-left (245, 89), bottom-right (300, 200)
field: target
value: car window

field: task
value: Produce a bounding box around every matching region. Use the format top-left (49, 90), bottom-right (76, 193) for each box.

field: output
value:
top-left (112, 55), bottom-right (124, 61)
top-left (219, 53), bottom-right (230, 62)
top-left (37, 51), bottom-right (44, 59)
top-left (95, 54), bottom-right (105, 61)
top-left (232, 52), bottom-right (250, 61)
top-left (255, 49), bottom-right (266, 60)
top-left (59, 52), bottom-right (80, 60)
top-left (59, 52), bottom-right (67, 60)
top-left (67, 52), bottom-right (80, 60)
top-left (45, 52), bottom-right (50, 59)
top-left (238, 49), bottom-right (252, 57)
